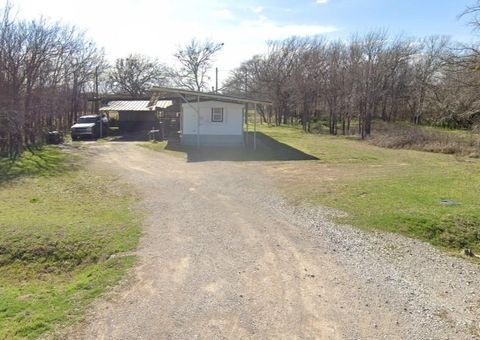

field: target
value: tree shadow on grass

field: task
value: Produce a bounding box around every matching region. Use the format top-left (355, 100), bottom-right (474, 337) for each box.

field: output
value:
top-left (165, 132), bottom-right (318, 162)
top-left (0, 147), bottom-right (78, 185)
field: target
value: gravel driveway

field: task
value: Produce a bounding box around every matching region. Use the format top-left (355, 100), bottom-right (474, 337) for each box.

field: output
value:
top-left (70, 142), bottom-right (480, 340)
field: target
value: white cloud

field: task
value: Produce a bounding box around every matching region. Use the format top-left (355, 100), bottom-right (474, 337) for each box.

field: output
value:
top-left (253, 6), bottom-right (264, 13)
top-left (237, 19), bottom-right (337, 42)
top-left (212, 9), bottom-right (234, 20)
top-left (8, 0), bottom-right (338, 85)
top-left (316, 0), bottom-right (328, 4)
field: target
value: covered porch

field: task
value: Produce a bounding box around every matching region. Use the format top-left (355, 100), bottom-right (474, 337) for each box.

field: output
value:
top-left (149, 86), bottom-right (272, 149)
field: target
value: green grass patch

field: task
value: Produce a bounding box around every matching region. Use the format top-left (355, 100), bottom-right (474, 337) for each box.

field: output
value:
top-left (0, 147), bottom-right (141, 338)
top-left (259, 124), bottom-right (480, 254)
top-left (257, 123), bottom-right (416, 164)
top-left (0, 147), bottom-right (78, 183)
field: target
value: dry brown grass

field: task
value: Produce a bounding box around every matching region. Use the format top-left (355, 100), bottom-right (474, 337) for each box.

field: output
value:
top-left (369, 123), bottom-right (480, 157)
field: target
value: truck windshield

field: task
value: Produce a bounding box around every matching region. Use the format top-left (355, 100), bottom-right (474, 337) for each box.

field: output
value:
top-left (78, 117), bottom-right (97, 124)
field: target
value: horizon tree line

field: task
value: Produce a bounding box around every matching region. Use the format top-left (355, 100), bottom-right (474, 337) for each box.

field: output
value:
top-left (2, 2), bottom-right (480, 158)
top-left (223, 32), bottom-right (480, 137)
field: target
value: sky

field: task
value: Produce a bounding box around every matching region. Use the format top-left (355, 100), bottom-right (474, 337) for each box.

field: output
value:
top-left (2, 0), bottom-right (478, 86)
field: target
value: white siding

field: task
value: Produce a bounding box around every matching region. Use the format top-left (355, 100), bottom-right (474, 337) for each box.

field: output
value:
top-left (181, 101), bottom-right (244, 136)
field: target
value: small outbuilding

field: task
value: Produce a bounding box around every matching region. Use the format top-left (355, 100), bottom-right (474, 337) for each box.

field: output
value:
top-left (150, 86), bottom-right (272, 148)
top-left (99, 100), bottom-right (176, 132)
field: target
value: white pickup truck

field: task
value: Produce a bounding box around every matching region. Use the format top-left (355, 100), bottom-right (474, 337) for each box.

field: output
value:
top-left (71, 115), bottom-right (108, 140)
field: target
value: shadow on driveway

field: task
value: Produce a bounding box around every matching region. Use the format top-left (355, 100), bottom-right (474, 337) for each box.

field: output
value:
top-left (165, 132), bottom-right (318, 162)
top-left (107, 131), bottom-right (150, 142)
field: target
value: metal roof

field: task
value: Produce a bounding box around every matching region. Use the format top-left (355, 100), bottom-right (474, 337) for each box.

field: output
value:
top-left (156, 100), bottom-right (174, 109)
top-left (99, 100), bottom-right (173, 112)
top-left (150, 86), bottom-right (272, 106)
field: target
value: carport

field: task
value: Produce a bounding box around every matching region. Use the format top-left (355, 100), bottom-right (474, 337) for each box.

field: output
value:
top-left (149, 86), bottom-right (272, 149)
top-left (99, 100), bottom-right (174, 132)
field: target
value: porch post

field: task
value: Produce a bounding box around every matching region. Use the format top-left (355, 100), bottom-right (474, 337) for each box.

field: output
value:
top-left (254, 103), bottom-right (257, 151)
top-left (196, 95), bottom-right (200, 148)
top-left (245, 103), bottom-right (249, 147)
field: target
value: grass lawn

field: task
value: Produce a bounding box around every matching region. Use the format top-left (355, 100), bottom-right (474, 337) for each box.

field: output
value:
top-left (258, 124), bottom-right (480, 254)
top-left (0, 147), bottom-right (140, 339)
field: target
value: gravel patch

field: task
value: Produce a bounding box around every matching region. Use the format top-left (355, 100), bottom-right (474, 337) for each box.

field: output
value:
top-left (238, 173), bottom-right (480, 339)
top-left (69, 143), bottom-right (479, 340)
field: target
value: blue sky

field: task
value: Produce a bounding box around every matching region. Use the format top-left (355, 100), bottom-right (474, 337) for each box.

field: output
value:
top-left (293, 0), bottom-right (474, 41)
top-left (3, 0), bottom-right (477, 85)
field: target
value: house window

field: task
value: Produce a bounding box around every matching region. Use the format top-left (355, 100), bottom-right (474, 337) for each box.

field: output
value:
top-left (211, 107), bottom-right (224, 122)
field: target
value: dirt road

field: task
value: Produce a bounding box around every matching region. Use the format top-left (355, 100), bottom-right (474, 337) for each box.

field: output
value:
top-left (70, 142), bottom-right (480, 339)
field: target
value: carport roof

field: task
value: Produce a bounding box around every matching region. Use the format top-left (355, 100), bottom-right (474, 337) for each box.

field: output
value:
top-left (150, 86), bottom-right (272, 106)
top-left (99, 100), bottom-right (173, 112)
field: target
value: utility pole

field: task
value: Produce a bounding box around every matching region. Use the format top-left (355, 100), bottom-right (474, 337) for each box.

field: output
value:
top-left (94, 66), bottom-right (99, 115)
top-left (244, 70), bottom-right (248, 92)
top-left (215, 42), bottom-right (224, 92)
top-left (94, 66), bottom-right (102, 138)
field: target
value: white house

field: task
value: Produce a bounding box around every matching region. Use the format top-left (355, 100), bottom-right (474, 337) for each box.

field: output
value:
top-left (149, 86), bottom-right (272, 148)
top-left (181, 100), bottom-right (244, 146)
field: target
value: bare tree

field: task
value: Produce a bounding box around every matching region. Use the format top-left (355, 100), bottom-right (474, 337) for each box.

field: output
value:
top-left (407, 36), bottom-right (450, 125)
top-left (223, 31), bottom-right (475, 136)
top-left (108, 54), bottom-right (167, 98)
top-left (172, 39), bottom-right (224, 91)
top-left (0, 4), bottom-right (104, 158)
top-left (460, 0), bottom-right (480, 30)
